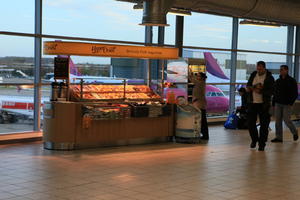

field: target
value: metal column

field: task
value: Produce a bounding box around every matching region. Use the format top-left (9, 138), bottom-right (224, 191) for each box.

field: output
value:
top-left (158, 26), bottom-right (165, 46)
top-left (287, 25), bottom-right (294, 76)
top-left (145, 26), bottom-right (153, 86)
top-left (229, 17), bottom-right (239, 113)
top-left (33, 0), bottom-right (42, 131)
top-left (158, 26), bottom-right (165, 95)
top-left (175, 16), bottom-right (184, 57)
top-left (294, 26), bottom-right (300, 82)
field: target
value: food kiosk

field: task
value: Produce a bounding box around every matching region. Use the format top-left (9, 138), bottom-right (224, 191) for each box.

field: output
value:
top-left (42, 41), bottom-right (179, 150)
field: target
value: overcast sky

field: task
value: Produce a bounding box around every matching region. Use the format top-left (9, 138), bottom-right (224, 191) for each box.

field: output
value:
top-left (0, 0), bottom-right (289, 64)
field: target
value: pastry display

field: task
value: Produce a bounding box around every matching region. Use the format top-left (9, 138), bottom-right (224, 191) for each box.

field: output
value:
top-left (69, 84), bottom-right (166, 120)
top-left (83, 104), bottom-right (131, 120)
top-left (70, 84), bottom-right (161, 101)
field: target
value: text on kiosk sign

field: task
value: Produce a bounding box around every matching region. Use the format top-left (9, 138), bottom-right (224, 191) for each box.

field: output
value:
top-left (43, 41), bottom-right (179, 59)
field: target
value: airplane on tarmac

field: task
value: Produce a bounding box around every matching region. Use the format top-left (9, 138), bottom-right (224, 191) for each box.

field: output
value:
top-left (0, 95), bottom-right (47, 123)
top-left (0, 57), bottom-right (126, 123)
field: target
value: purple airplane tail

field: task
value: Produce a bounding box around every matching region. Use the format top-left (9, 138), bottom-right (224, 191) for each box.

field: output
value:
top-left (204, 52), bottom-right (229, 80)
top-left (57, 55), bottom-right (81, 76)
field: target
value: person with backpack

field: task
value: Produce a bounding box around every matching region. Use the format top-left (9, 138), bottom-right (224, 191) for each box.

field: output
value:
top-left (271, 65), bottom-right (299, 143)
top-left (246, 61), bottom-right (275, 151)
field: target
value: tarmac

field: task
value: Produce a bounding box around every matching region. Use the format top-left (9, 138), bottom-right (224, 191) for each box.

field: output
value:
top-left (0, 78), bottom-right (49, 134)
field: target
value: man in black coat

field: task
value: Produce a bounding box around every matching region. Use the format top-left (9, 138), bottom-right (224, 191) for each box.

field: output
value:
top-left (271, 65), bottom-right (299, 143)
top-left (246, 61), bottom-right (275, 151)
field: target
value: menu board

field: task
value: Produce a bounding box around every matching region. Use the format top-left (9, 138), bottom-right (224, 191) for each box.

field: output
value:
top-left (54, 57), bottom-right (69, 79)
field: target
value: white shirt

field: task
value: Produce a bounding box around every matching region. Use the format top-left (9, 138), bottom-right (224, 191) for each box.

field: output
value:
top-left (252, 72), bottom-right (266, 103)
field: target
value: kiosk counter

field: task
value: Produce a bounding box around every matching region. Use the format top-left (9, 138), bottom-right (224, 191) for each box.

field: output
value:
top-left (43, 84), bottom-right (175, 150)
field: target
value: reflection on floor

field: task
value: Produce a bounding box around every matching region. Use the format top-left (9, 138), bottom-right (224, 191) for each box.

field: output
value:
top-left (0, 124), bottom-right (300, 200)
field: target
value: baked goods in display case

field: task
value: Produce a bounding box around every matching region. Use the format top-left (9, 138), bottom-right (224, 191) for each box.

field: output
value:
top-left (83, 104), bottom-right (131, 120)
top-left (70, 84), bottom-right (161, 101)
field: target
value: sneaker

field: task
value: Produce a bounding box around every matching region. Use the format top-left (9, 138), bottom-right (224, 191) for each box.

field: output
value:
top-left (293, 134), bottom-right (299, 141)
top-left (250, 141), bottom-right (256, 149)
top-left (271, 138), bottom-right (283, 143)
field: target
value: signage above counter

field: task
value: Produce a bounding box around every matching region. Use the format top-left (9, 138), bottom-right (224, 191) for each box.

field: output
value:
top-left (44, 41), bottom-right (179, 60)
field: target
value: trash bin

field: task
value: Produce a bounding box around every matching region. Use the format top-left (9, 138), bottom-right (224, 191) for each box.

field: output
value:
top-left (175, 104), bottom-right (201, 143)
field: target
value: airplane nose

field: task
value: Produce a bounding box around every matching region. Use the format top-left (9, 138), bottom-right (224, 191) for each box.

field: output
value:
top-left (220, 97), bottom-right (230, 112)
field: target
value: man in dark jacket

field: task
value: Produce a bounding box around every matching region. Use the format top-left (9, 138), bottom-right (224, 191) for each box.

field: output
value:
top-left (246, 61), bottom-right (275, 151)
top-left (271, 65), bottom-right (298, 143)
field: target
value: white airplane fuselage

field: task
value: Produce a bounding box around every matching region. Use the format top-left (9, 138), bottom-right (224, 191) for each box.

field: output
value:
top-left (0, 95), bottom-right (45, 120)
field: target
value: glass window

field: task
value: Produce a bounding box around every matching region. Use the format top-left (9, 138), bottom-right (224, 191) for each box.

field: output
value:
top-left (238, 20), bottom-right (287, 53)
top-left (184, 13), bottom-right (232, 49)
top-left (0, 36), bottom-right (34, 83)
top-left (183, 49), bottom-right (231, 85)
top-left (234, 52), bottom-right (287, 81)
top-left (206, 92), bottom-right (211, 97)
top-left (164, 15), bottom-right (176, 45)
top-left (0, 0), bottom-right (34, 33)
top-left (217, 92), bottom-right (224, 97)
top-left (43, 0), bottom-right (145, 42)
top-left (42, 55), bottom-right (113, 82)
top-left (233, 52), bottom-right (287, 108)
top-left (0, 85), bottom-right (34, 134)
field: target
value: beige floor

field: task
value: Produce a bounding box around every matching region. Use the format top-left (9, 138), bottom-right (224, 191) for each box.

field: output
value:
top-left (0, 123), bottom-right (300, 200)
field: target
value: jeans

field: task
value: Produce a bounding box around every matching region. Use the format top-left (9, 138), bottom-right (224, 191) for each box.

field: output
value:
top-left (248, 103), bottom-right (271, 147)
top-left (201, 109), bottom-right (209, 139)
top-left (275, 103), bottom-right (298, 140)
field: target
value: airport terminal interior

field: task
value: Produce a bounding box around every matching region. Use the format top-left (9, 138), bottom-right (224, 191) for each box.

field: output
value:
top-left (1, 0), bottom-right (300, 199)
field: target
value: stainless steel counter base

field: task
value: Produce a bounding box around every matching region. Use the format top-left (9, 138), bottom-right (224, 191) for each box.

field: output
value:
top-left (44, 136), bottom-right (172, 150)
top-left (44, 142), bottom-right (75, 150)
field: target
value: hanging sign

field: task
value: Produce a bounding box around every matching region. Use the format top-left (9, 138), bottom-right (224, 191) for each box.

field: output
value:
top-left (44, 41), bottom-right (179, 59)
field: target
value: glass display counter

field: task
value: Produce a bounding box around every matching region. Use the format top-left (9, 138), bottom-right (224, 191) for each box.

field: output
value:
top-left (43, 83), bottom-right (175, 150)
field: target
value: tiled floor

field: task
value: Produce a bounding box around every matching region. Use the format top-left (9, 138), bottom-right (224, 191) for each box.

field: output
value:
top-left (1, 123), bottom-right (300, 200)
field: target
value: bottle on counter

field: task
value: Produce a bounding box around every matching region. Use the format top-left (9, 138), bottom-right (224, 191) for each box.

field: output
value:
top-left (59, 82), bottom-right (68, 99)
top-left (50, 82), bottom-right (59, 101)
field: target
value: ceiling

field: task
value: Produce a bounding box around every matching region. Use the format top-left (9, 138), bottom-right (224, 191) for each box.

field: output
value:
top-left (118, 0), bottom-right (300, 25)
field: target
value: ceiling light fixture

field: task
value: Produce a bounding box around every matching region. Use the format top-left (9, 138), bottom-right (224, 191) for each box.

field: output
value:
top-left (133, 4), bottom-right (191, 16)
top-left (239, 19), bottom-right (283, 28)
top-left (168, 8), bottom-right (192, 16)
top-left (133, 3), bottom-right (143, 10)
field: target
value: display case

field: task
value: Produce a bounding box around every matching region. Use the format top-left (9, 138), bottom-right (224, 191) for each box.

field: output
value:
top-left (69, 83), bottom-right (170, 120)
top-left (82, 103), bottom-right (131, 120)
top-left (69, 84), bottom-right (161, 101)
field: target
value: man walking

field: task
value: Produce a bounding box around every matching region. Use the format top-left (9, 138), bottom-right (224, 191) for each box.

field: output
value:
top-left (271, 65), bottom-right (298, 143)
top-left (247, 61), bottom-right (275, 151)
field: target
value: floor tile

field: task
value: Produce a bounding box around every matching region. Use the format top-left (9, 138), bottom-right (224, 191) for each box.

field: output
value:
top-left (0, 123), bottom-right (300, 200)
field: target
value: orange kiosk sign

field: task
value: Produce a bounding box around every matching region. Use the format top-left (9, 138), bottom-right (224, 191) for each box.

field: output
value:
top-left (44, 41), bottom-right (179, 59)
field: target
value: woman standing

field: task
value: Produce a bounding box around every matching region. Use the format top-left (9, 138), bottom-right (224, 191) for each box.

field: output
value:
top-left (190, 72), bottom-right (209, 140)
